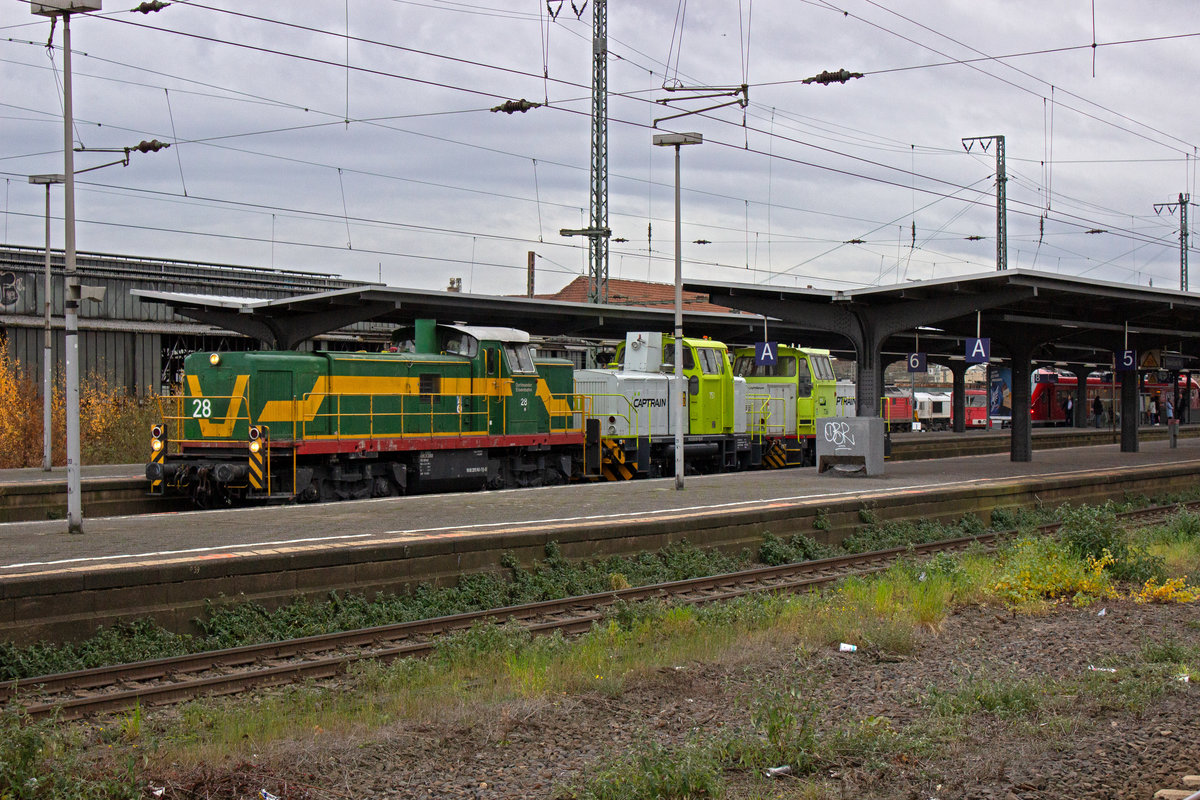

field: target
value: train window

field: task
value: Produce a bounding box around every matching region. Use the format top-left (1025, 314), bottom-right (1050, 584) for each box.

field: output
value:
top-left (662, 345), bottom-right (696, 372)
top-left (442, 336), bottom-right (478, 357)
top-left (811, 355), bottom-right (835, 381)
top-left (502, 343), bottom-right (538, 374)
top-left (733, 355), bottom-right (797, 378)
top-left (797, 359), bottom-right (812, 397)
top-left (697, 347), bottom-right (725, 375)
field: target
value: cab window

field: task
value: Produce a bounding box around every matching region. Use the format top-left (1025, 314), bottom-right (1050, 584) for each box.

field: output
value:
top-left (811, 355), bottom-right (835, 381)
top-left (697, 347), bottom-right (726, 375)
top-left (503, 343), bottom-right (537, 374)
top-left (733, 355), bottom-right (797, 378)
top-left (442, 335), bottom-right (478, 357)
top-left (797, 359), bottom-right (812, 397)
top-left (662, 344), bottom-right (696, 371)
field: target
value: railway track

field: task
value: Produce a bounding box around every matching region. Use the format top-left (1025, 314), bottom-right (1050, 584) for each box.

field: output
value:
top-left (6, 501), bottom-right (1195, 721)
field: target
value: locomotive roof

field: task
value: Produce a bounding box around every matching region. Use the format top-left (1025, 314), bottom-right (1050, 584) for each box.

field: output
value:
top-left (439, 323), bottom-right (530, 344)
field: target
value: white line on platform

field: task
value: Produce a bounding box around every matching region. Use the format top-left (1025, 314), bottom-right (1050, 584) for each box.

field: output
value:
top-left (380, 462), bottom-right (1176, 536)
top-left (0, 533), bottom-right (372, 571)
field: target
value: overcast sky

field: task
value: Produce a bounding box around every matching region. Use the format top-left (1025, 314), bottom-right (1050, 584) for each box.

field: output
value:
top-left (2, 0), bottom-right (1198, 298)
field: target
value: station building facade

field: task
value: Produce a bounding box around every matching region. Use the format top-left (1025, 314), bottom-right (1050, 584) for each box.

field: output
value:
top-left (0, 244), bottom-right (386, 396)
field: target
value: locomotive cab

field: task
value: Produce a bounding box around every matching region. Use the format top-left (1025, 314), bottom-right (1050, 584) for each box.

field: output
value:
top-left (731, 344), bottom-right (838, 467)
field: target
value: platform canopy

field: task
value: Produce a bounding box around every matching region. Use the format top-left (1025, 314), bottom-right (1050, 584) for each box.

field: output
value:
top-left (687, 269), bottom-right (1200, 369)
top-left (688, 269), bottom-right (1200, 462)
top-left (131, 284), bottom-right (840, 351)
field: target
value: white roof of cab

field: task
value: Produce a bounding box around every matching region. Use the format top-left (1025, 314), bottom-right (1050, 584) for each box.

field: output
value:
top-left (440, 323), bottom-right (530, 344)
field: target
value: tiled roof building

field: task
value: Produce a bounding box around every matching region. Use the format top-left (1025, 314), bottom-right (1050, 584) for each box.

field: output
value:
top-left (535, 276), bottom-right (733, 313)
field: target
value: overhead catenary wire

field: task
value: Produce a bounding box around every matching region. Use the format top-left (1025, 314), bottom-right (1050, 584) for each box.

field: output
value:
top-left (6, 2), bottom-right (1193, 291)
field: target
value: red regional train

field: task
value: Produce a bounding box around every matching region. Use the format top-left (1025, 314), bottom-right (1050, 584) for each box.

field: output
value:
top-left (1029, 369), bottom-right (1199, 426)
top-left (960, 388), bottom-right (988, 428)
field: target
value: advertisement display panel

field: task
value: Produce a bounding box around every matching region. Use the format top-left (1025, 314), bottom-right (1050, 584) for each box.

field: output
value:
top-left (989, 366), bottom-right (1012, 425)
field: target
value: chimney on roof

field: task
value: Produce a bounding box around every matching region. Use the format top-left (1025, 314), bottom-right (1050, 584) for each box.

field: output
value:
top-left (447, 277), bottom-right (462, 292)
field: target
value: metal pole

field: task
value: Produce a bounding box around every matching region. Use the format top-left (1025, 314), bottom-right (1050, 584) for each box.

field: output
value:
top-left (673, 142), bottom-right (684, 490)
top-left (42, 184), bottom-right (52, 472)
top-left (1180, 192), bottom-right (1189, 292)
top-left (63, 13), bottom-right (83, 533)
top-left (995, 135), bottom-right (1006, 271)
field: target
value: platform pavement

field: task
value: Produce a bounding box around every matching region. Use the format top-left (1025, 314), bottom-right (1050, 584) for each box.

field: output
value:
top-left (1, 433), bottom-right (1198, 582)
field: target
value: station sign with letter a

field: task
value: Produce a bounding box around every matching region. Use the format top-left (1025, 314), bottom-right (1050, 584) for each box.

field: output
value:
top-left (907, 352), bottom-right (926, 373)
top-left (755, 341), bottom-right (778, 366)
top-left (965, 337), bottom-right (990, 364)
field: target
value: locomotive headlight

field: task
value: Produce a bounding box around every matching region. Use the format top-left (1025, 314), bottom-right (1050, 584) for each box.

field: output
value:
top-left (248, 426), bottom-right (261, 441)
top-left (209, 352), bottom-right (221, 366)
top-left (249, 439), bottom-right (262, 454)
top-left (151, 438), bottom-right (164, 452)
top-left (150, 424), bottom-right (164, 440)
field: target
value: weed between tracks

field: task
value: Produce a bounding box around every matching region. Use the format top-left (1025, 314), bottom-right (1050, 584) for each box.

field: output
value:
top-left (3, 501), bottom-right (1200, 798)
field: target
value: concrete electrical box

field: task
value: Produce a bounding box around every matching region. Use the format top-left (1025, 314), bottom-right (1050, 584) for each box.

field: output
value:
top-left (815, 416), bottom-right (884, 476)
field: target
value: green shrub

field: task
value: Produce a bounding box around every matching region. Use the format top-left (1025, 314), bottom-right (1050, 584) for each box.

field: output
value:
top-left (1057, 503), bottom-right (1166, 584)
top-left (759, 532), bottom-right (834, 565)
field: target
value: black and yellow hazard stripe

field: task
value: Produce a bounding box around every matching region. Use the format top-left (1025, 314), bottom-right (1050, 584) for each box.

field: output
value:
top-left (601, 438), bottom-right (637, 481)
top-left (249, 446), bottom-right (266, 491)
top-left (762, 439), bottom-right (788, 469)
top-left (149, 445), bottom-right (165, 490)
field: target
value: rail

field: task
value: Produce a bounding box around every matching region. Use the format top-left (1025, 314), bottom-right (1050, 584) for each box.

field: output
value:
top-left (12, 500), bottom-right (1192, 720)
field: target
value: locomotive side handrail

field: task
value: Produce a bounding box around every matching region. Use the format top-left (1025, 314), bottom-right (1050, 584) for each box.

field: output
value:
top-left (744, 393), bottom-right (787, 440)
top-left (577, 392), bottom-right (646, 438)
top-left (155, 391), bottom-right (252, 449)
top-left (294, 387), bottom-right (586, 441)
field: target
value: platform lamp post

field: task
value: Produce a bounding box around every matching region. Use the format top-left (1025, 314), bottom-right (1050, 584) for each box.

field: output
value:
top-left (652, 132), bottom-right (702, 491)
top-left (28, 173), bottom-right (66, 472)
top-left (32, 0), bottom-right (103, 534)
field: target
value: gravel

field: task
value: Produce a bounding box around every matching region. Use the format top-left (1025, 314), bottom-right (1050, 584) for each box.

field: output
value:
top-left (146, 599), bottom-right (1200, 800)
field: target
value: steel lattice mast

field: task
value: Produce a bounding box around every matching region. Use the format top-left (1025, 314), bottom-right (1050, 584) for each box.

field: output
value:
top-left (962, 135), bottom-right (1007, 271)
top-left (587, 0), bottom-right (609, 303)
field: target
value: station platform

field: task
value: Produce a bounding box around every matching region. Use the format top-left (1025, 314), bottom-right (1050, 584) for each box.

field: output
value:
top-left (2, 433), bottom-right (1199, 644)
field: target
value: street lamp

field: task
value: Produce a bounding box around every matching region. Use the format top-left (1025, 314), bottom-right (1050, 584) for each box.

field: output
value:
top-left (652, 131), bottom-right (702, 491)
top-left (33, 0), bottom-right (103, 534)
top-left (28, 173), bottom-right (65, 472)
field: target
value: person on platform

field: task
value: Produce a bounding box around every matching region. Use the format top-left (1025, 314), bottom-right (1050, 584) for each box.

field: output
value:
top-left (1092, 395), bottom-right (1103, 427)
top-left (1150, 394), bottom-right (1160, 425)
top-left (1166, 396), bottom-right (1175, 423)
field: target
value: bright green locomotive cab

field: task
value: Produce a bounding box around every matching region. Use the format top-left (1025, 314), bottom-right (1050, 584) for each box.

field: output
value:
top-left (731, 345), bottom-right (838, 436)
top-left (666, 337), bottom-right (736, 435)
top-left (608, 334), bottom-right (736, 435)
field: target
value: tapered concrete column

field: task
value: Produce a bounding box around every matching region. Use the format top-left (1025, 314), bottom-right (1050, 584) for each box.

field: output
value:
top-left (949, 362), bottom-right (968, 432)
top-left (1009, 352), bottom-right (1033, 462)
top-left (1120, 370), bottom-right (1139, 452)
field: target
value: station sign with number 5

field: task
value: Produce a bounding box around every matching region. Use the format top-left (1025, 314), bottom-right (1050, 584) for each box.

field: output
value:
top-left (1117, 349), bottom-right (1137, 372)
